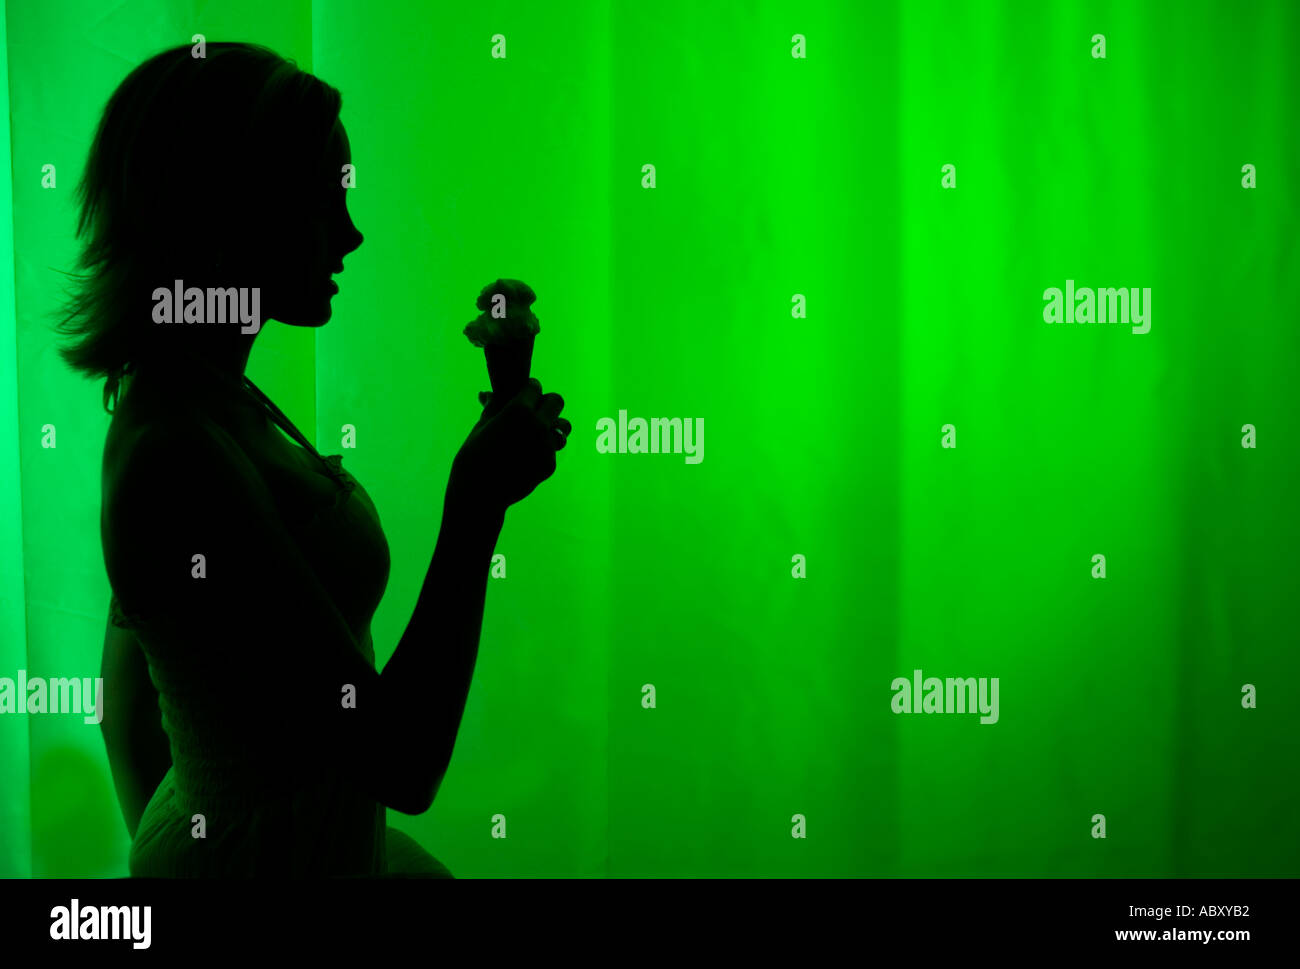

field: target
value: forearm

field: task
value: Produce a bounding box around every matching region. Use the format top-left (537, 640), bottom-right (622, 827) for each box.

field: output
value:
top-left (100, 637), bottom-right (172, 841)
top-left (109, 718), bottom-right (171, 841)
top-left (380, 487), bottom-right (505, 780)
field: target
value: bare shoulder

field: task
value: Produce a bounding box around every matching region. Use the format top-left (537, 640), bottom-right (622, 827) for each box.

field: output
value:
top-left (103, 399), bottom-right (253, 509)
top-left (101, 393), bottom-right (274, 585)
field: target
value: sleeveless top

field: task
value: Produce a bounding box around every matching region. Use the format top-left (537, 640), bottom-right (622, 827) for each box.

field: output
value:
top-left (110, 375), bottom-right (446, 877)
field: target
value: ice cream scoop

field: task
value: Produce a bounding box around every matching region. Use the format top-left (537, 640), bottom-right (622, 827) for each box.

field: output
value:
top-left (464, 279), bottom-right (540, 403)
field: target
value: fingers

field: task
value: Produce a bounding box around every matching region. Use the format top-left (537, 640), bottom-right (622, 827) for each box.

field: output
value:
top-left (481, 380), bottom-right (569, 451)
top-left (499, 381), bottom-right (563, 425)
top-left (552, 418), bottom-right (571, 451)
top-left (485, 378), bottom-right (542, 406)
top-left (531, 392), bottom-right (567, 453)
top-left (536, 392), bottom-right (564, 422)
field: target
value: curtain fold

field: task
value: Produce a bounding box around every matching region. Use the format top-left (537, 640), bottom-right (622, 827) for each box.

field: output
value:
top-left (0, 0), bottom-right (34, 880)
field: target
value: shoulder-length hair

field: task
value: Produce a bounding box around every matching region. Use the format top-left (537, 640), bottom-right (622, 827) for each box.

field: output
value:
top-left (55, 42), bottom-right (342, 413)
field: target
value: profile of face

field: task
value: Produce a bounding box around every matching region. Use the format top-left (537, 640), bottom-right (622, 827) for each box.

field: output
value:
top-left (247, 118), bottom-right (364, 327)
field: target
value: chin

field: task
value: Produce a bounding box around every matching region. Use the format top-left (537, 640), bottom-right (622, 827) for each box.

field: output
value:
top-left (273, 302), bottom-right (333, 326)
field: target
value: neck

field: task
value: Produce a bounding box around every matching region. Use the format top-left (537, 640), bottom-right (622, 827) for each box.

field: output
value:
top-left (135, 330), bottom-right (256, 381)
top-left (122, 335), bottom-right (262, 414)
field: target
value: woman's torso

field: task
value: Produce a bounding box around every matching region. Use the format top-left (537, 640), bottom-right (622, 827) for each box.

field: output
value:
top-left (105, 363), bottom-right (393, 876)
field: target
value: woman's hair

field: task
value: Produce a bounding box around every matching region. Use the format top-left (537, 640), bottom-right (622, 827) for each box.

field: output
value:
top-left (55, 42), bottom-right (342, 413)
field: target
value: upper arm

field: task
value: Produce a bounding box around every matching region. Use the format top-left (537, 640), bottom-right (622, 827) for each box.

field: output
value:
top-left (102, 419), bottom-right (416, 810)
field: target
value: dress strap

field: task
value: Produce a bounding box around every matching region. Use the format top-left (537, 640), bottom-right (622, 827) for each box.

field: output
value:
top-left (241, 377), bottom-right (341, 480)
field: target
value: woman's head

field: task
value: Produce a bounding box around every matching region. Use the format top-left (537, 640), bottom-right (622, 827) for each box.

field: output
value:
top-left (57, 42), bottom-right (363, 411)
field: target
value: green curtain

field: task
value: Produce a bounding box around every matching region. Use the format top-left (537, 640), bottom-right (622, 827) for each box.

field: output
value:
top-left (2, 0), bottom-right (1297, 878)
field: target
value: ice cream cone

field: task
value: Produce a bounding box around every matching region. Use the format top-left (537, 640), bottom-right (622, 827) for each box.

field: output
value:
top-left (484, 334), bottom-right (535, 401)
top-left (465, 279), bottom-right (540, 403)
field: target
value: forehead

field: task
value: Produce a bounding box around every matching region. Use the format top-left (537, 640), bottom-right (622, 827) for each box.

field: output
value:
top-left (326, 118), bottom-right (351, 162)
top-left (309, 119), bottom-right (350, 189)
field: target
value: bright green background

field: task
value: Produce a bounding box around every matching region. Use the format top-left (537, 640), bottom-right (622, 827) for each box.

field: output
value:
top-left (2, 1), bottom-right (1297, 877)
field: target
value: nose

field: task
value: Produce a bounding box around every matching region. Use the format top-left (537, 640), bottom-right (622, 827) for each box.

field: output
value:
top-left (342, 220), bottom-right (363, 257)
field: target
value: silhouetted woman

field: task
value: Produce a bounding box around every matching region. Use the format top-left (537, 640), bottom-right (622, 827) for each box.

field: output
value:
top-left (58, 42), bottom-right (569, 877)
